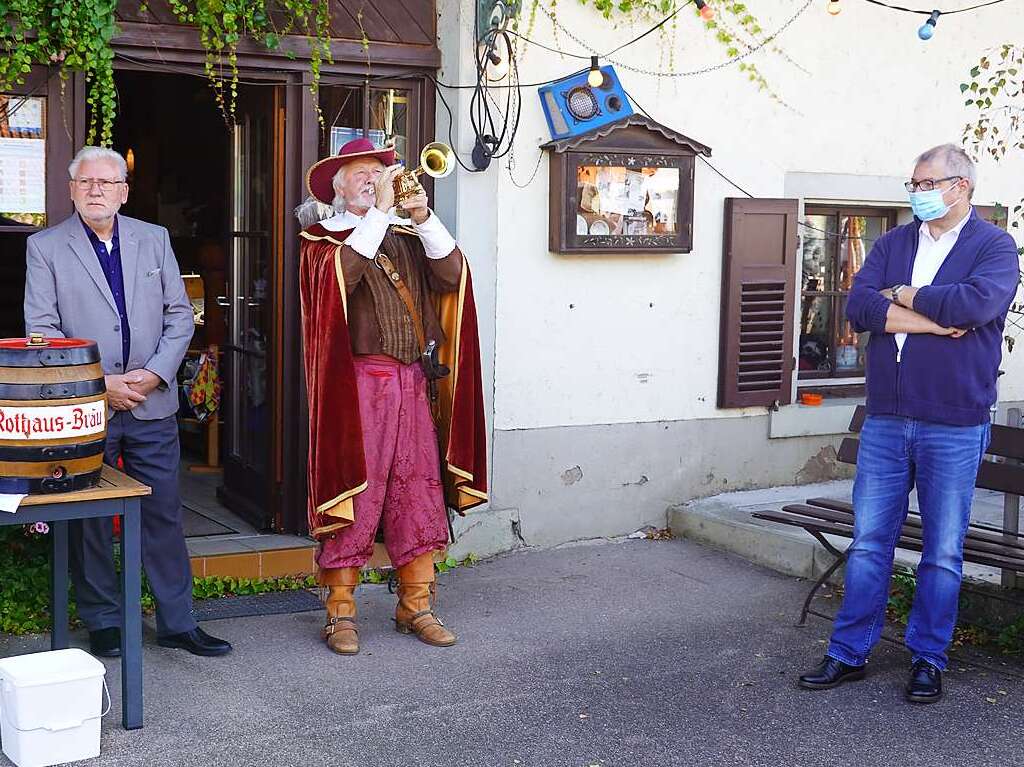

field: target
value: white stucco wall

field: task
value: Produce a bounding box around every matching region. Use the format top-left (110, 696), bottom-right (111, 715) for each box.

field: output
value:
top-left (439, 0), bottom-right (1024, 435)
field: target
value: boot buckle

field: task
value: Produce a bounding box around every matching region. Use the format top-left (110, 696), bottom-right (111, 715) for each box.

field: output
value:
top-left (324, 616), bottom-right (355, 635)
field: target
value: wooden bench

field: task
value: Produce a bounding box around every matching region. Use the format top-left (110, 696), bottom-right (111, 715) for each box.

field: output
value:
top-left (753, 405), bottom-right (1024, 626)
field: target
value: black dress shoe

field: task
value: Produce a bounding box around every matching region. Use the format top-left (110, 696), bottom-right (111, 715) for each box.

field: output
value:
top-left (157, 627), bottom-right (232, 657)
top-left (88, 627), bottom-right (121, 658)
top-left (906, 660), bottom-right (943, 704)
top-left (798, 655), bottom-right (866, 690)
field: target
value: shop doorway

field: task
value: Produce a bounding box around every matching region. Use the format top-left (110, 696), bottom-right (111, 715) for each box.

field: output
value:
top-left (114, 70), bottom-right (281, 530)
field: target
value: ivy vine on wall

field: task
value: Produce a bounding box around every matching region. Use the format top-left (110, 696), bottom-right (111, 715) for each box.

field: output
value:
top-left (0, 0), bottom-right (335, 146)
top-left (0, 0), bottom-right (119, 145)
top-left (162, 0), bottom-right (334, 125)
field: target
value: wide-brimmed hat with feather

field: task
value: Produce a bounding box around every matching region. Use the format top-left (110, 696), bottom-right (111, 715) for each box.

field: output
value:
top-left (306, 137), bottom-right (397, 204)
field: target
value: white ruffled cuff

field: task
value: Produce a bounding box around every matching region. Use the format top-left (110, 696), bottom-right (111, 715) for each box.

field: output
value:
top-left (414, 210), bottom-right (458, 260)
top-left (344, 206), bottom-right (390, 259)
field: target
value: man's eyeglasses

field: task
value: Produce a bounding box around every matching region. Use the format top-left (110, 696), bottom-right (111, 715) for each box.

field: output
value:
top-left (904, 176), bottom-right (961, 193)
top-left (73, 178), bottom-right (126, 193)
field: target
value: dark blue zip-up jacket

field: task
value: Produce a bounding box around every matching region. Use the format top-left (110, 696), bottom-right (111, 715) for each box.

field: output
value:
top-left (846, 208), bottom-right (1019, 426)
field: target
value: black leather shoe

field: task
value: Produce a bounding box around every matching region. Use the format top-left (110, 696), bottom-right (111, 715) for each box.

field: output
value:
top-left (88, 627), bottom-right (121, 658)
top-left (798, 655), bottom-right (866, 690)
top-left (905, 660), bottom-right (943, 704)
top-left (157, 627), bottom-right (232, 657)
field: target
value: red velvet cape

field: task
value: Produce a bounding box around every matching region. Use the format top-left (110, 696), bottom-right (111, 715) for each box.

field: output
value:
top-left (298, 224), bottom-right (488, 539)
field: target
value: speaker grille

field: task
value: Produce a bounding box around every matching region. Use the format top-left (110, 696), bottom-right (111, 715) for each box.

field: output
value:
top-left (565, 87), bottom-right (599, 121)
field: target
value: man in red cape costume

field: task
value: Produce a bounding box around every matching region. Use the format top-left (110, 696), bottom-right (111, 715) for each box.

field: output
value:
top-left (298, 138), bottom-right (487, 655)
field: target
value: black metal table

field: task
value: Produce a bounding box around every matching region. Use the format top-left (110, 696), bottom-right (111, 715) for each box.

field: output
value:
top-left (1, 465), bottom-right (149, 729)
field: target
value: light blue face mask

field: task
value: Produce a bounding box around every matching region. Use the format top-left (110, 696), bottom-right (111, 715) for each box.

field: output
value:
top-left (909, 185), bottom-right (956, 221)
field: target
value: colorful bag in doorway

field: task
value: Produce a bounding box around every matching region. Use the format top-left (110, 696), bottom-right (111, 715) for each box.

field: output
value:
top-left (185, 347), bottom-right (221, 423)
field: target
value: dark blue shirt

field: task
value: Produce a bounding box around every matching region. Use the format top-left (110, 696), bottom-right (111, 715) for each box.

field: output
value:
top-left (79, 215), bottom-right (130, 369)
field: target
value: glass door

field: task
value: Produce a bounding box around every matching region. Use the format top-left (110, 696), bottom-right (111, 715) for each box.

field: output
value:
top-left (219, 85), bottom-right (280, 527)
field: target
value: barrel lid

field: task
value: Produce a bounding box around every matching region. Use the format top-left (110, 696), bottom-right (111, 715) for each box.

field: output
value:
top-left (0, 338), bottom-right (100, 367)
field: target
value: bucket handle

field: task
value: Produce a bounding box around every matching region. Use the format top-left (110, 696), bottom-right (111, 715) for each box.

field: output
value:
top-left (0, 678), bottom-right (110, 733)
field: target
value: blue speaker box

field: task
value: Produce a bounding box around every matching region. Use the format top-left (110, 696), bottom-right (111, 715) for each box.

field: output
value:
top-left (537, 65), bottom-right (634, 141)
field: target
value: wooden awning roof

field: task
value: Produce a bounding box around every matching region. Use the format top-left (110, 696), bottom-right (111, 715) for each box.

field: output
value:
top-left (113, 0), bottom-right (439, 69)
top-left (542, 113), bottom-right (712, 156)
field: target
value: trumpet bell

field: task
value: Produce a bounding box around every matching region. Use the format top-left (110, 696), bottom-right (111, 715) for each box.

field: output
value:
top-left (420, 142), bottom-right (454, 179)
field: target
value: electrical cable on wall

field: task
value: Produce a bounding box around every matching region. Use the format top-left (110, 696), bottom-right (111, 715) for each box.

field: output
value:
top-left (622, 83), bottom-right (888, 244)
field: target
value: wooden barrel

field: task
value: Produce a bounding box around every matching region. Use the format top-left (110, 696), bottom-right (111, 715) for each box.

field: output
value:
top-left (0, 336), bottom-right (106, 494)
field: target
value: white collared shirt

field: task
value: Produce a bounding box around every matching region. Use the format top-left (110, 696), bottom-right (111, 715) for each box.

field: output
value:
top-left (895, 208), bottom-right (973, 358)
top-left (320, 206), bottom-right (457, 261)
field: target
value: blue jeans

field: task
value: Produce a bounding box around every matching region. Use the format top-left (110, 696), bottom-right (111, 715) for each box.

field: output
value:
top-left (827, 415), bottom-right (990, 671)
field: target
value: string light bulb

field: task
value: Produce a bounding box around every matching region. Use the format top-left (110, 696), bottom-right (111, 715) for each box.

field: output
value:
top-left (826, 0), bottom-right (841, 15)
top-left (587, 56), bottom-right (604, 88)
top-left (918, 10), bottom-right (940, 40)
top-left (695, 0), bottom-right (715, 20)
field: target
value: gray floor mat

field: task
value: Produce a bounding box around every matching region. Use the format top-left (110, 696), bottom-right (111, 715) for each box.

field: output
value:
top-left (194, 589), bottom-right (323, 621)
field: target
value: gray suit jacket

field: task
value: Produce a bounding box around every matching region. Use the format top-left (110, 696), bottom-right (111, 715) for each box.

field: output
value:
top-left (24, 213), bottom-right (194, 420)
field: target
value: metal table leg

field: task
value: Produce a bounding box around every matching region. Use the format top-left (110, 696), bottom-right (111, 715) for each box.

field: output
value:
top-left (120, 499), bottom-right (144, 729)
top-left (50, 520), bottom-right (70, 650)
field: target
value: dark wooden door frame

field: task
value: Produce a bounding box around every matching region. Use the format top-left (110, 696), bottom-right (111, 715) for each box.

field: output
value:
top-left (1, 66), bottom-right (86, 236)
top-left (106, 49), bottom-right (436, 534)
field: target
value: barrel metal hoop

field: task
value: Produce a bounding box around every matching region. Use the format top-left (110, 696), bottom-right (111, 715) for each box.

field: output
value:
top-left (0, 379), bottom-right (106, 400)
top-left (0, 345), bottom-right (100, 368)
top-left (0, 438), bottom-right (107, 463)
top-left (0, 469), bottom-right (102, 495)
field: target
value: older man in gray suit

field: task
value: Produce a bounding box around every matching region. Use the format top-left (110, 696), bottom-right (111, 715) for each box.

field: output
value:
top-left (24, 146), bottom-right (231, 657)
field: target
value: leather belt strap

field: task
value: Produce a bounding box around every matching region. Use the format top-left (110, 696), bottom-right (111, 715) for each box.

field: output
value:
top-left (374, 252), bottom-right (428, 354)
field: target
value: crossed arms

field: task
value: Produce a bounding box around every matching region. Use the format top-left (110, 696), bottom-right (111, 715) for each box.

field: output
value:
top-left (846, 230), bottom-right (1019, 339)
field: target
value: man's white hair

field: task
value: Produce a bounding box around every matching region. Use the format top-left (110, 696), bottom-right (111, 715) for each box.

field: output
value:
top-left (292, 165), bottom-right (349, 227)
top-left (331, 165), bottom-right (348, 209)
top-left (915, 143), bottom-right (977, 198)
top-left (68, 146), bottom-right (127, 180)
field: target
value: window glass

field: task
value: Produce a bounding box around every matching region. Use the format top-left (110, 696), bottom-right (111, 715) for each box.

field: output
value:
top-left (318, 85), bottom-right (366, 158)
top-left (0, 95), bottom-right (46, 227)
top-left (317, 86), bottom-right (413, 161)
top-left (370, 88), bottom-right (410, 162)
top-left (801, 214), bottom-right (834, 292)
top-left (838, 214), bottom-right (886, 291)
top-left (799, 207), bottom-right (895, 381)
top-left (576, 165), bottom-right (678, 236)
top-left (798, 295), bottom-right (832, 374)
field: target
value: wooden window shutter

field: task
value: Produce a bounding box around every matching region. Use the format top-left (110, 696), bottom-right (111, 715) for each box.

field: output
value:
top-left (718, 198), bottom-right (799, 409)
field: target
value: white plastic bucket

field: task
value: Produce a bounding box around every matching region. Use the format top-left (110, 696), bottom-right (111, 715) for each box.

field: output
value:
top-left (0, 649), bottom-right (108, 767)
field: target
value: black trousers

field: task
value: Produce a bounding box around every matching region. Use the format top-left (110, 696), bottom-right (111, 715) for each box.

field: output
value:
top-left (69, 412), bottom-right (195, 636)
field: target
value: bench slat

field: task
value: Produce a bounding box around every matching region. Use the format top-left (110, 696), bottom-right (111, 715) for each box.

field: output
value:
top-left (785, 502), bottom-right (1024, 560)
top-left (837, 437), bottom-right (1024, 496)
top-left (754, 509), bottom-right (1024, 571)
top-left (805, 497), bottom-right (1024, 546)
top-left (977, 459), bottom-right (1024, 496)
top-left (988, 424), bottom-right (1024, 462)
top-left (838, 437), bottom-right (859, 465)
top-left (850, 406), bottom-right (866, 434)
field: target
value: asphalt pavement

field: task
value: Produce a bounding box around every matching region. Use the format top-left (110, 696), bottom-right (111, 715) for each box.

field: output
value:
top-left (2, 538), bottom-right (1021, 767)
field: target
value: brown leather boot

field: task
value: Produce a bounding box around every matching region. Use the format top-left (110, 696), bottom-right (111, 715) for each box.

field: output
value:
top-left (395, 553), bottom-right (456, 647)
top-left (319, 567), bottom-right (360, 655)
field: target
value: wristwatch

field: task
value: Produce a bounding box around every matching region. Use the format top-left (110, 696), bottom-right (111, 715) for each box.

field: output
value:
top-left (891, 284), bottom-right (906, 307)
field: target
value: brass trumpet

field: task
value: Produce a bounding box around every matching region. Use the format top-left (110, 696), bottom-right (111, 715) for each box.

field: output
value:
top-left (393, 142), bottom-right (454, 218)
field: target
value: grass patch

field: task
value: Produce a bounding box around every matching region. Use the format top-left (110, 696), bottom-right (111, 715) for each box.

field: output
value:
top-left (1, 526), bottom-right (481, 636)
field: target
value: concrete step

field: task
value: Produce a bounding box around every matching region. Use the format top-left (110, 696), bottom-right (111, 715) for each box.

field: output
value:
top-left (667, 480), bottom-right (1005, 587)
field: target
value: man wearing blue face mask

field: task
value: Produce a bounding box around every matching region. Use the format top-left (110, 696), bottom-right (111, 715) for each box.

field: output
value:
top-left (798, 144), bottom-right (1019, 703)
